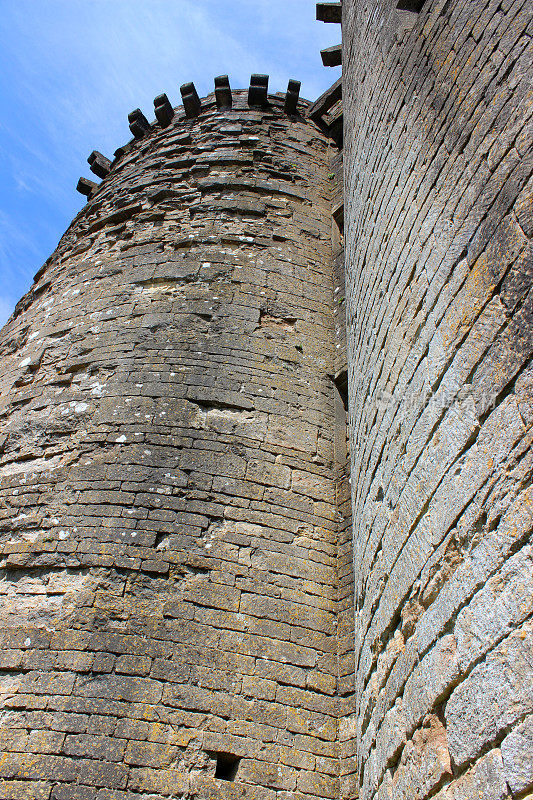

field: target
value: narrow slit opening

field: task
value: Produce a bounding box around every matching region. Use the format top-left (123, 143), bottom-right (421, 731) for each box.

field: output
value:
top-left (334, 369), bottom-right (349, 412)
top-left (396, 0), bottom-right (426, 11)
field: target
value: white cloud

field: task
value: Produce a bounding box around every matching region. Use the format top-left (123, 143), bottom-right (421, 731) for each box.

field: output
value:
top-left (0, 210), bottom-right (40, 277)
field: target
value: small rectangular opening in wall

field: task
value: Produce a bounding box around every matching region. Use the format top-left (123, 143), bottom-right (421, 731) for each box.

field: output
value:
top-left (213, 752), bottom-right (241, 781)
top-left (396, 0), bottom-right (426, 11)
top-left (333, 202), bottom-right (344, 235)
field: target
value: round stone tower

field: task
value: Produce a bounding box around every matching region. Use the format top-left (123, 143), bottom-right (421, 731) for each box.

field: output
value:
top-left (0, 80), bottom-right (341, 799)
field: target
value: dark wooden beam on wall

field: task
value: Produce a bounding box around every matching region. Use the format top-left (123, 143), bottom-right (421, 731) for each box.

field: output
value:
top-left (307, 77), bottom-right (342, 122)
top-left (316, 3), bottom-right (342, 23)
top-left (321, 44), bottom-right (342, 67)
top-left (396, 0), bottom-right (426, 11)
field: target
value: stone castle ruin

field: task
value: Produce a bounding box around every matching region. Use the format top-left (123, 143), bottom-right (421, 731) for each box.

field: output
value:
top-left (0, 1), bottom-right (531, 799)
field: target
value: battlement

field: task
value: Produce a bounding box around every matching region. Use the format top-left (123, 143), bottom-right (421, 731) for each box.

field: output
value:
top-left (77, 76), bottom-right (314, 200)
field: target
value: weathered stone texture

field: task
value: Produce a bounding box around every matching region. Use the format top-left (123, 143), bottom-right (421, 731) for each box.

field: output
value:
top-left (0, 91), bottom-right (347, 798)
top-left (343, 0), bottom-right (532, 798)
top-left (1, 0), bottom-right (531, 794)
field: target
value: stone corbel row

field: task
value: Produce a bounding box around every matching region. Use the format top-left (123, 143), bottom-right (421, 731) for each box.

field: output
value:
top-left (77, 74), bottom-right (302, 198)
top-left (126, 74), bottom-right (302, 134)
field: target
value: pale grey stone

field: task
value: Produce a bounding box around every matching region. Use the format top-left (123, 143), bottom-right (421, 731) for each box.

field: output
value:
top-left (389, 715), bottom-right (452, 800)
top-left (435, 750), bottom-right (510, 800)
top-left (404, 635), bottom-right (461, 733)
top-left (446, 622), bottom-right (533, 767)
top-left (501, 714), bottom-right (533, 794)
top-left (454, 545), bottom-right (533, 670)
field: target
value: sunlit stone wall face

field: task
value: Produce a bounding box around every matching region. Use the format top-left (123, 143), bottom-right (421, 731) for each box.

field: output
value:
top-left (0, 91), bottom-right (343, 800)
top-left (343, 1), bottom-right (533, 798)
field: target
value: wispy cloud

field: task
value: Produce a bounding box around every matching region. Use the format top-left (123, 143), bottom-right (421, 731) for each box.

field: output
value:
top-left (0, 211), bottom-right (35, 327)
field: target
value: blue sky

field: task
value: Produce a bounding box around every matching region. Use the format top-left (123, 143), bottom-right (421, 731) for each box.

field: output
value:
top-left (0, 0), bottom-right (341, 327)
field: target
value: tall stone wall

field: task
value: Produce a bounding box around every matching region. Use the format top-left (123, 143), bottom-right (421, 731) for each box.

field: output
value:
top-left (343, 1), bottom-right (533, 798)
top-left (1, 1), bottom-right (531, 795)
top-left (0, 90), bottom-right (346, 800)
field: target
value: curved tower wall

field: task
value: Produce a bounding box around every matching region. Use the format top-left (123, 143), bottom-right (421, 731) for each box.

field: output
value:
top-left (343, 1), bottom-right (533, 799)
top-left (0, 91), bottom-right (343, 799)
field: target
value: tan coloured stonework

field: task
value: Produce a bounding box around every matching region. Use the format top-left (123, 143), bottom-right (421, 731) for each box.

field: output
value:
top-left (0, 90), bottom-right (350, 799)
top-left (0, 0), bottom-right (531, 797)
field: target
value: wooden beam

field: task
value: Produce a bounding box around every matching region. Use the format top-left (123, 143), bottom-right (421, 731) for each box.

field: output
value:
top-left (316, 3), bottom-right (342, 23)
top-left (307, 77), bottom-right (342, 121)
top-left (321, 44), bottom-right (342, 67)
top-left (396, 0), bottom-right (425, 10)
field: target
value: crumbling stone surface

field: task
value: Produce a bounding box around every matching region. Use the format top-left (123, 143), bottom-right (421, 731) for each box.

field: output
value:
top-left (343, 0), bottom-right (532, 798)
top-left (0, 91), bottom-right (349, 799)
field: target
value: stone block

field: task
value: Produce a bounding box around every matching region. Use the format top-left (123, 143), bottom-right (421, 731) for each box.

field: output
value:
top-left (180, 82), bottom-right (201, 118)
top-left (189, 775), bottom-right (276, 800)
top-left (248, 74), bottom-right (269, 107)
top-left (215, 75), bottom-right (232, 110)
top-left (238, 759), bottom-right (295, 790)
top-left (0, 782), bottom-right (52, 800)
top-left (154, 93), bottom-right (174, 127)
top-left (51, 789), bottom-right (93, 800)
top-left (285, 80), bottom-right (301, 115)
top-left (316, 3), bottom-right (342, 22)
top-left (434, 750), bottom-right (510, 800)
top-left (297, 770), bottom-right (339, 798)
top-left (454, 544), bottom-right (533, 671)
top-left (128, 108), bottom-right (151, 139)
top-left (19, 672), bottom-right (76, 697)
top-left (246, 459), bottom-right (291, 489)
top-left (26, 730), bottom-right (65, 754)
top-left (127, 767), bottom-right (187, 794)
top-left (63, 734), bottom-right (126, 762)
top-left (446, 621), bottom-right (533, 767)
top-left (115, 654), bottom-right (152, 676)
top-left (76, 177), bottom-right (99, 197)
top-left (75, 674), bottom-right (163, 705)
top-left (403, 635), bottom-right (461, 733)
top-left (388, 715), bottom-right (452, 800)
top-left (0, 728), bottom-right (28, 753)
top-left (124, 740), bottom-right (178, 768)
top-left (88, 151), bottom-right (111, 178)
top-left (501, 715), bottom-right (533, 795)
top-left (321, 45), bottom-right (342, 67)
